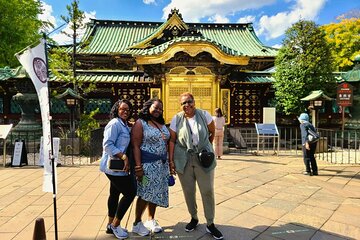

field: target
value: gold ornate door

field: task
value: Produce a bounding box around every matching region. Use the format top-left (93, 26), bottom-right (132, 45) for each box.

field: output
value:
top-left (163, 66), bottom-right (217, 123)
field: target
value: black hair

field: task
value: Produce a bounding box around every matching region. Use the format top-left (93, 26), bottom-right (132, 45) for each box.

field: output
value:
top-left (138, 98), bottom-right (165, 124)
top-left (109, 99), bottom-right (132, 119)
top-left (215, 107), bottom-right (223, 117)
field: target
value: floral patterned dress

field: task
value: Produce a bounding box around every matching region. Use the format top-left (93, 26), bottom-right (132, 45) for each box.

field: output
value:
top-left (137, 119), bottom-right (170, 207)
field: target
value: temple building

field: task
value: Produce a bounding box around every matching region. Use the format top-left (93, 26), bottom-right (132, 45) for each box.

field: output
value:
top-left (1, 9), bottom-right (278, 127)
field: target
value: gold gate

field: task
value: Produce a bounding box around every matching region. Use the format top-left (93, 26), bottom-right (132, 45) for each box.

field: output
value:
top-left (163, 66), bottom-right (218, 123)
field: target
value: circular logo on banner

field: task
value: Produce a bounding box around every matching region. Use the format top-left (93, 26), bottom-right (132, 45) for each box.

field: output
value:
top-left (33, 57), bottom-right (47, 83)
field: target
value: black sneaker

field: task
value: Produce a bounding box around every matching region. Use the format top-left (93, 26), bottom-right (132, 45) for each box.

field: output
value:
top-left (185, 218), bottom-right (198, 232)
top-left (206, 223), bottom-right (223, 240)
top-left (106, 224), bottom-right (113, 234)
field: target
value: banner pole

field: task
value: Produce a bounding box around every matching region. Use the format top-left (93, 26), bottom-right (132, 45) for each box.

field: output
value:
top-left (43, 33), bottom-right (59, 240)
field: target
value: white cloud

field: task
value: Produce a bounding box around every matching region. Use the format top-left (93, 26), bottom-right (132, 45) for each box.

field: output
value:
top-left (272, 43), bottom-right (282, 49)
top-left (257, 0), bottom-right (326, 40)
top-left (208, 14), bottom-right (230, 23)
top-left (162, 0), bottom-right (275, 22)
top-left (237, 15), bottom-right (256, 23)
top-left (51, 11), bottom-right (96, 45)
top-left (38, 1), bottom-right (57, 30)
top-left (143, 0), bottom-right (156, 4)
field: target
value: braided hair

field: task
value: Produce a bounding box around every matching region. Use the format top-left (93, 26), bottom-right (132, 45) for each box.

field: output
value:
top-left (138, 98), bottom-right (165, 124)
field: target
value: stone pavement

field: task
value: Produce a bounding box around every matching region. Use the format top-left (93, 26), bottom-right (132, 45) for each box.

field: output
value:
top-left (0, 153), bottom-right (359, 240)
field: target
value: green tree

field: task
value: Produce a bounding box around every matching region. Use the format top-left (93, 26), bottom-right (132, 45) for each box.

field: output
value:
top-left (321, 17), bottom-right (360, 71)
top-left (274, 20), bottom-right (336, 115)
top-left (49, 0), bottom-right (86, 92)
top-left (0, 0), bottom-right (44, 67)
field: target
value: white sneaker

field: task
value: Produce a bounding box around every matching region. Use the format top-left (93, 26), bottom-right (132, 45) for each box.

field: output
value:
top-left (107, 223), bottom-right (128, 234)
top-left (132, 221), bottom-right (150, 236)
top-left (111, 225), bottom-right (128, 239)
top-left (144, 219), bottom-right (163, 233)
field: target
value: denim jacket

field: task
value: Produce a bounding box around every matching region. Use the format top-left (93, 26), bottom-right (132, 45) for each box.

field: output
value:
top-left (99, 118), bottom-right (130, 176)
top-left (300, 121), bottom-right (316, 145)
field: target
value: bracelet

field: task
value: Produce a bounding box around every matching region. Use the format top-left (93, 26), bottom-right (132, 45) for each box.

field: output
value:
top-left (121, 154), bottom-right (127, 160)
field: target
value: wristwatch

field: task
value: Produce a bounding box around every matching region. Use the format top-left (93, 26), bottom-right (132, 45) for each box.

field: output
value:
top-left (121, 154), bottom-right (127, 160)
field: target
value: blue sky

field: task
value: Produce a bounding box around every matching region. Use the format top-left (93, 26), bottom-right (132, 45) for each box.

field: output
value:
top-left (39, 0), bottom-right (359, 48)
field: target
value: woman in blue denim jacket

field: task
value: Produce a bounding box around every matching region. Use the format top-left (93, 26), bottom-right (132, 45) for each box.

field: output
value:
top-left (298, 113), bottom-right (318, 176)
top-left (100, 99), bottom-right (136, 239)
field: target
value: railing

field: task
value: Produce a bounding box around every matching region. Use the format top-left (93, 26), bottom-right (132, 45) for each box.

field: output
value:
top-left (0, 127), bottom-right (103, 166)
top-left (2, 127), bottom-right (360, 166)
top-left (228, 126), bottom-right (360, 164)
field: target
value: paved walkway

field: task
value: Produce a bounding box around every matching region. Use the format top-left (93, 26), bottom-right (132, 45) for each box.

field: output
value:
top-left (0, 153), bottom-right (359, 240)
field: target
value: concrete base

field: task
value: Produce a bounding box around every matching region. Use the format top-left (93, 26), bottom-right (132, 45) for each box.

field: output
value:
top-left (60, 138), bottom-right (80, 155)
top-left (223, 141), bottom-right (230, 154)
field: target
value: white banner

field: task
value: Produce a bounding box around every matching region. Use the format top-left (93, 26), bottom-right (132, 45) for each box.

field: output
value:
top-left (16, 39), bottom-right (55, 193)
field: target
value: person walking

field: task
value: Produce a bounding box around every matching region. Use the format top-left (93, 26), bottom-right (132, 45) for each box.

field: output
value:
top-left (212, 108), bottom-right (226, 159)
top-left (99, 99), bottom-right (136, 239)
top-left (298, 113), bottom-right (318, 176)
top-left (131, 98), bottom-right (171, 236)
top-left (168, 92), bottom-right (224, 240)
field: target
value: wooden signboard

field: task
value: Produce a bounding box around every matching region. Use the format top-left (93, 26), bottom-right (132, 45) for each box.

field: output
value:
top-left (337, 82), bottom-right (353, 107)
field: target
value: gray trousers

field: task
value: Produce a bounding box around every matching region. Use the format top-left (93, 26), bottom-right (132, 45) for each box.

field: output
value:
top-left (178, 154), bottom-right (215, 225)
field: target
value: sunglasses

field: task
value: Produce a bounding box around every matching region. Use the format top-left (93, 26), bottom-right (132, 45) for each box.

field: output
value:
top-left (181, 100), bottom-right (194, 106)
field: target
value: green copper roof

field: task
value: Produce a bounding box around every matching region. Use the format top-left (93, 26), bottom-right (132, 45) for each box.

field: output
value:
top-left (341, 59), bottom-right (360, 82)
top-left (126, 35), bottom-right (240, 56)
top-left (245, 75), bottom-right (274, 83)
top-left (0, 66), bottom-right (27, 81)
top-left (300, 90), bottom-right (332, 101)
top-left (77, 19), bottom-right (277, 57)
top-left (50, 70), bottom-right (153, 83)
top-left (230, 72), bottom-right (274, 83)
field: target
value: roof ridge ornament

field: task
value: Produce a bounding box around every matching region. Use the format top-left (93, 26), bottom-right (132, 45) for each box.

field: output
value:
top-left (168, 8), bottom-right (183, 20)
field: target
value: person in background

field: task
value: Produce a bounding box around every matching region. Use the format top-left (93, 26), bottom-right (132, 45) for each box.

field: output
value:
top-left (99, 99), bottom-right (136, 239)
top-left (131, 98), bottom-right (171, 236)
top-left (298, 113), bottom-right (318, 176)
top-left (168, 92), bottom-right (224, 240)
top-left (212, 108), bottom-right (226, 159)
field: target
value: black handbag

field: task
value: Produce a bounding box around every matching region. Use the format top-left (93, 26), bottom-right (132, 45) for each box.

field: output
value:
top-left (307, 128), bottom-right (320, 144)
top-left (107, 157), bottom-right (125, 171)
top-left (198, 150), bottom-right (215, 168)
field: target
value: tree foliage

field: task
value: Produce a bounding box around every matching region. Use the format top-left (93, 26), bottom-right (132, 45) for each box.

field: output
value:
top-left (321, 17), bottom-right (360, 71)
top-left (49, 0), bottom-right (88, 92)
top-left (0, 0), bottom-right (44, 67)
top-left (274, 20), bottom-right (336, 115)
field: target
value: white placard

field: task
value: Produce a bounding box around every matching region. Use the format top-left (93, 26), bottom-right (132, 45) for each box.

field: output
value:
top-left (263, 107), bottom-right (276, 124)
top-left (12, 141), bottom-right (23, 166)
top-left (0, 124), bottom-right (13, 139)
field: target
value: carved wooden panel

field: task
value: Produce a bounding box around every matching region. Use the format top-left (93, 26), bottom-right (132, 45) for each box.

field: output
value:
top-left (231, 85), bottom-right (262, 126)
top-left (117, 85), bottom-right (149, 121)
top-left (150, 88), bottom-right (161, 99)
top-left (221, 89), bottom-right (230, 124)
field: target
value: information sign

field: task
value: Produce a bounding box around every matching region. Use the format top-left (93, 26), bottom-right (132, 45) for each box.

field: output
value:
top-left (0, 124), bottom-right (13, 139)
top-left (12, 141), bottom-right (23, 167)
top-left (337, 82), bottom-right (353, 107)
top-left (11, 140), bottom-right (28, 167)
top-left (255, 123), bottom-right (279, 136)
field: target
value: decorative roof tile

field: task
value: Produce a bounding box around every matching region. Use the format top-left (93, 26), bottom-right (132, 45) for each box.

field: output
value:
top-left (50, 70), bottom-right (153, 83)
top-left (77, 17), bottom-right (277, 57)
